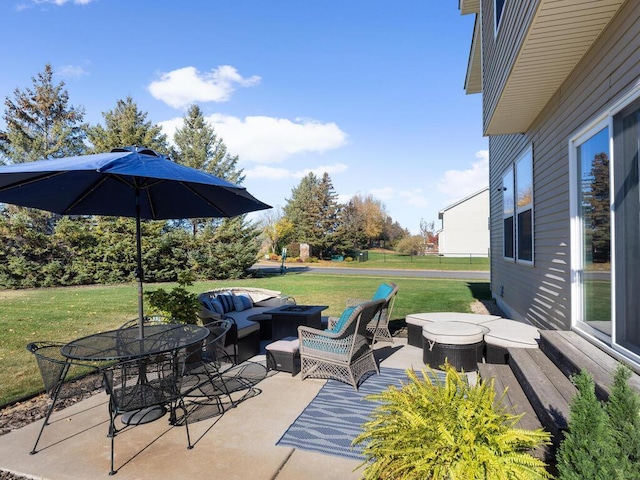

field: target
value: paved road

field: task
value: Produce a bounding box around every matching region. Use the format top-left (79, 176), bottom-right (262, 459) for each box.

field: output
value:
top-left (249, 263), bottom-right (490, 280)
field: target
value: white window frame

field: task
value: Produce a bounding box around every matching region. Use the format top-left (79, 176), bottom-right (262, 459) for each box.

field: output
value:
top-left (568, 117), bottom-right (611, 345)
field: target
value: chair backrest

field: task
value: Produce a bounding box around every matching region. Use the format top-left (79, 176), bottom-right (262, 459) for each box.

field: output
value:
top-left (327, 299), bottom-right (385, 360)
top-left (373, 283), bottom-right (398, 320)
top-left (102, 352), bottom-right (186, 413)
top-left (188, 319), bottom-right (232, 367)
top-left (27, 341), bottom-right (70, 397)
top-left (119, 315), bottom-right (173, 330)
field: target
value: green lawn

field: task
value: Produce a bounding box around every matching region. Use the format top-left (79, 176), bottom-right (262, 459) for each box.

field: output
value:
top-left (281, 250), bottom-right (490, 271)
top-left (0, 273), bottom-right (491, 406)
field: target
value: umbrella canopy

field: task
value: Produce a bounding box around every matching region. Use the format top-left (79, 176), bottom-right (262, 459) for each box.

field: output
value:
top-left (0, 146), bottom-right (271, 336)
top-left (0, 147), bottom-right (269, 219)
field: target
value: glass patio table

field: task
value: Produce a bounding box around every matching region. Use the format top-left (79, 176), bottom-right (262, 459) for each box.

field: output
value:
top-left (61, 323), bottom-right (209, 425)
top-left (61, 323), bottom-right (209, 362)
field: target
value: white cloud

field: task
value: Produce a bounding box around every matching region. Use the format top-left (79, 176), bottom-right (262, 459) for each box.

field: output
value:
top-left (367, 186), bottom-right (428, 208)
top-left (159, 113), bottom-right (348, 164)
top-left (55, 64), bottom-right (89, 79)
top-left (148, 66), bottom-right (261, 109)
top-left (399, 189), bottom-right (430, 208)
top-left (245, 162), bottom-right (348, 180)
top-left (436, 149), bottom-right (489, 201)
top-left (368, 187), bottom-right (394, 200)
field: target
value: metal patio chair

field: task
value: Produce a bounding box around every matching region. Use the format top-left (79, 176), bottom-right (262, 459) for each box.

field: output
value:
top-left (182, 319), bottom-right (237, 411)
top-left (26, 341), bottom-right (102, 455)
top-left (101, 351), bottom-right (191, 475)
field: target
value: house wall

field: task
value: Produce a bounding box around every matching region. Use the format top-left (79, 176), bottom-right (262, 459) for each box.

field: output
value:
top-left (483, 0), bottom-right (640, 330)
top-left (438, 189), bottom-right (489, 257)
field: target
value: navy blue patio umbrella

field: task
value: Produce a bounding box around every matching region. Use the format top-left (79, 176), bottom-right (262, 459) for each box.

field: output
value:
top-left (0, 146), bottom-right (271, 337)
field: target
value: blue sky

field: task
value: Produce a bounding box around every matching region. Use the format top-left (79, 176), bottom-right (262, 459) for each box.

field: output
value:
top-left (0, 0), bottom-right (487, 234)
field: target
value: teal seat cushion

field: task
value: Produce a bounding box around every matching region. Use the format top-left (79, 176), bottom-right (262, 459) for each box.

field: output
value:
top-left (327, 306), bottom-right (355, 333)
top-left (373, 283), bottom-right (394, 301)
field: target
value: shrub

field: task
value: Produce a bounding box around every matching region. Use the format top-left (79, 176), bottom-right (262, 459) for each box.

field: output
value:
top-left (558, 365), bottom-right (640, 480)
top-left (556, 370), bottom-right (617, 479)
top-left (606, 365), bottom-right (640, 478)
top-left (144, 272), bottom-right (200, 325)
top-left (354, 364), bottom-right (552, 480)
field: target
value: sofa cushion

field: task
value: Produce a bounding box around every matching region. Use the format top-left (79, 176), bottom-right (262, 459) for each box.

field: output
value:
top-left (233, 293), bottom-right (253, 312)
top-left (482, 319), bottom-right (539, 348)
top-left (422, 322), bottom-right (485, 345)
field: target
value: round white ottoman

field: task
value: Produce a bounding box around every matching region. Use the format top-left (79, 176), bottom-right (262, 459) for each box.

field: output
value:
top-left (407, 312), bottom-right (500, 347)
top-left (481, 319), bottom-right (540, 364)
top-left (422, 322), bottom-right (485, 371)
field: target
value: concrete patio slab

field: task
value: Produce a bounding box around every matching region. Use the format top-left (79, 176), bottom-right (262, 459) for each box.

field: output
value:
top-left (0, 339), bottom-right (424, 480)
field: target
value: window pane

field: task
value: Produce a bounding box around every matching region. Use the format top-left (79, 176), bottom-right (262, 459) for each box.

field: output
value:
top-left (577, 126), bottom-right (610, 334)
top-left (614, 101), bottom-right (640, 354)
top-left (504, 217), bottom-right (514, 258)
top-left (503, 168), bottom-right (513, 216)
top-left (496, 0), bottom-right (506, 29)
top-left (516, 151), bottom-right (533, 209)
top-left (515, 150), bottom-right (533, 262)
top-left (517, 209), bottom-right (532, 261)
top-left (503, 168), bottom-right (514, 259)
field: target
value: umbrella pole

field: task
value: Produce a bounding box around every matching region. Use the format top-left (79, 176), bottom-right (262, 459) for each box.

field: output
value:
top-left (135, 189), bottom-right (145, 339)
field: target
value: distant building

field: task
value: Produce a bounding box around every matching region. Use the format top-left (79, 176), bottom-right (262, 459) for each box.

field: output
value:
top-left (437, 187), bottom-right (489, 257)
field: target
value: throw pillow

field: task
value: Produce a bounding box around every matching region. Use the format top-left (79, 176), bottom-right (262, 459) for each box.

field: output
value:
top-left (232, 293), bottom-right (253, 312)
top-left (217, 293), bottom-right (235, 313)
top-left (208, 298), bottom-right (224, 315)
top-left (239, 293), bottom-right (253, 310)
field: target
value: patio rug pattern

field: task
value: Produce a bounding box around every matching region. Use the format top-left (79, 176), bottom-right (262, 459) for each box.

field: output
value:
top-left (276, 367), bottom-right (443, 461)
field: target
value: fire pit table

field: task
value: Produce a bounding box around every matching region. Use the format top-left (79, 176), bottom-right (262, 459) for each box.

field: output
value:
top-left (266, 304), bottom-right (328, 340)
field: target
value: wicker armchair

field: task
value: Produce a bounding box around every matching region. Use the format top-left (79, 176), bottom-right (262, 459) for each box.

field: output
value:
top-left (298, 298), bottom-right (385, 390)
top-left (329, 283), bottom-right (398, 343)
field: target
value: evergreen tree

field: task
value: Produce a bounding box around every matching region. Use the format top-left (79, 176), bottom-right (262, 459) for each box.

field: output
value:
top-left (86, 97), bottom-right (172, 282)
top-left (172, 104), bottom-right (244, 235)
top-left (283, 172), bottom-right (340, 258)
top-left (556, 370), bottom-right (617, 480)
top-left (0, 63), bottom-right (87, 164)
top-left (87, 96), bottom-right (169, 154)
top-left (193, 216), bottom-right (260, 279)
top-left (606, 364), bottom-right (640, 479)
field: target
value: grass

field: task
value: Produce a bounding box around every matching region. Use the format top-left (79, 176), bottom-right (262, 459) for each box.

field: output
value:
top-left (0, 273), bottom-right (492, 406)
top-left (279, 250), bottom-right (490, 271)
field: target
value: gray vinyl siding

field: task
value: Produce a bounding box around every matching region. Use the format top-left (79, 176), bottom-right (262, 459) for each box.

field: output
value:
top-left (482, 0), bottom-right (540, 132)
top-left (486, 0), bottom-right (640, 330)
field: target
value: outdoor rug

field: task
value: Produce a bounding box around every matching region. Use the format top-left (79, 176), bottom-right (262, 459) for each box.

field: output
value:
top-left (276, 367), bottom-right (444, 461)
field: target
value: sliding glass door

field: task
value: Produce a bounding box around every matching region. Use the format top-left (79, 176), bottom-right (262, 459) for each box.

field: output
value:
top-left (613, 98), bottom-right (640, 357)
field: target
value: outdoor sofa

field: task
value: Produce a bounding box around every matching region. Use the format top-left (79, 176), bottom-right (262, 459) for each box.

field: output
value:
top-left (198, 287), bottom-right (295, 363)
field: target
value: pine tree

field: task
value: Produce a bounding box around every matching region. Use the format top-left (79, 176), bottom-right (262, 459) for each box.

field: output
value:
top-left (172, 104), bottom-right (244, 235)
top-left (556, 370), bottom-right (617, 480)
top-left (0, 63), bottom-right (87, 164)
top-left (605, 364), bottom-right (640, 479)
top-left (283, 172), bottom-right (341, 258)
top-left (194, 216), bottom-right (260, 279)
top-left (87, 96), bottom-right (169, 154)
